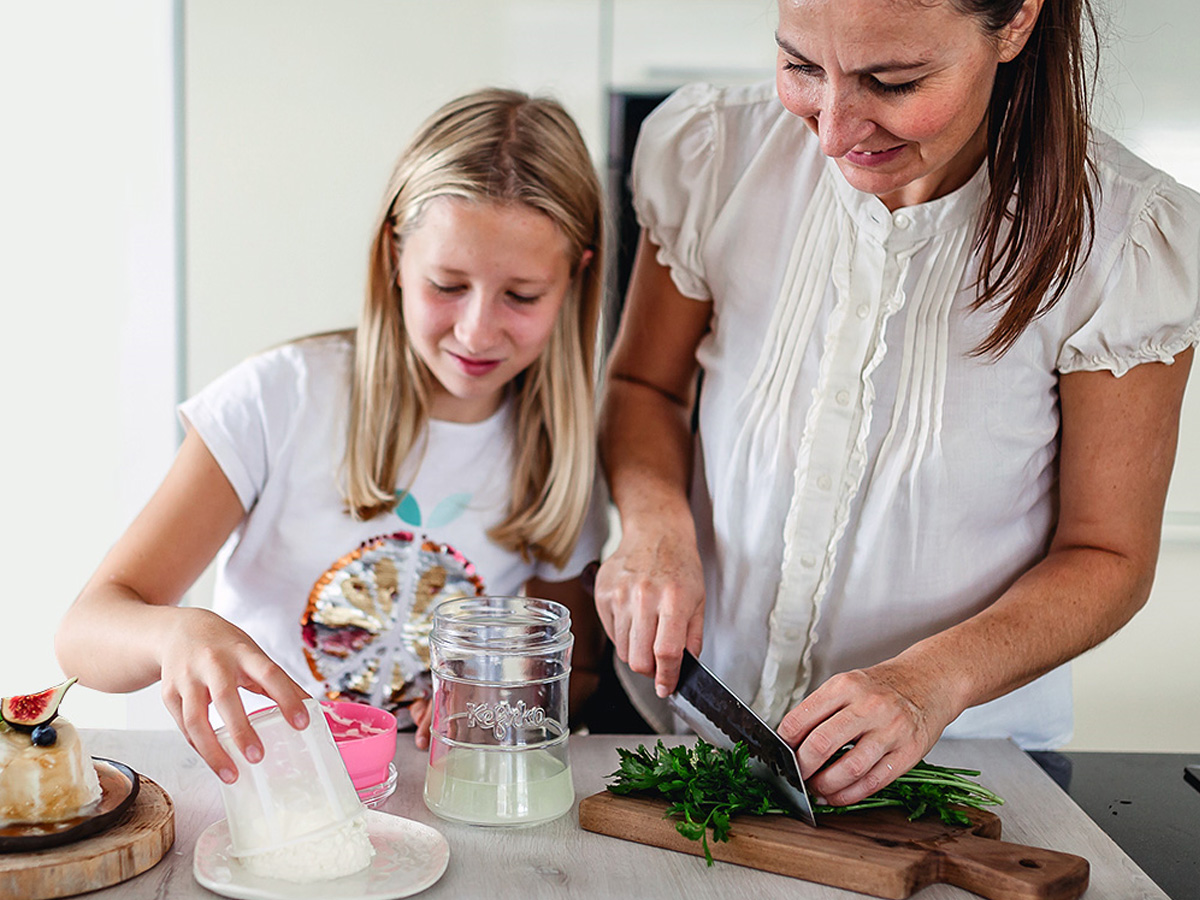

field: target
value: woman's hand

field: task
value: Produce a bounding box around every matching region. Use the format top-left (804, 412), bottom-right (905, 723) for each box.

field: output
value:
top-left (158, 607), bottom-right (311, 783)
top-left (595, 530), bottom-right (706, 698)
top-left (777, 655), bottom-right (959, 806)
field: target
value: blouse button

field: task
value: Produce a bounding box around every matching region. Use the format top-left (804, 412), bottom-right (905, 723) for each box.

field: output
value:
top-left (856, 303), bottom-right (870, 319)
top-left (893, 213), bottom-right (912, 230)
top-left (800, 554), bottom-right (817, 569)
top-left (782, 628), bottom-right (803, 642)
top-left (835, 390), bottom-right (851, 406)
top-left (817, 474), bottom-right (832, 490)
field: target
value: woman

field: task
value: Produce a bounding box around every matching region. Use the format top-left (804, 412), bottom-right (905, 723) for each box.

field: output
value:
top-left (595, 0), bottom-right (1199, 808)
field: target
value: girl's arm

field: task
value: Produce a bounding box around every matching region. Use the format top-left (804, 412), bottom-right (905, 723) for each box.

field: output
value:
top-left (54, 428), bottom-right (311, 783)
top-left (595, 231), bottom-right (713, 698)
top-left (779, 347), bottom-right (1194, 806)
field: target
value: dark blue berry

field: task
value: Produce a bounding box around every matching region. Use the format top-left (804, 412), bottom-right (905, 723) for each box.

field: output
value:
top-left (30, 724), bottom-right (57, 747)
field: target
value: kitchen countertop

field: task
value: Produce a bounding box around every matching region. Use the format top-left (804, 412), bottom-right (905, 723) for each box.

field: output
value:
top-left (9, 730), bottom-right (1169, 899)
top-left (1061, 750), bottom-right (1200, 900)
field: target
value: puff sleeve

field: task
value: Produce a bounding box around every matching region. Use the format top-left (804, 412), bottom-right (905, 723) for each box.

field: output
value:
top-left (630, 83), bottom-right (723, 301)
top-left (1057, 174), bottom-right (1200, 377)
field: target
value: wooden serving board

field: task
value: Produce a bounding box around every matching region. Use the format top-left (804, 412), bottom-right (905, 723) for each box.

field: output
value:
top-left (0, 775), bottom-right (174, 900)
top-left (578, 791), bottom-right (1089, 900)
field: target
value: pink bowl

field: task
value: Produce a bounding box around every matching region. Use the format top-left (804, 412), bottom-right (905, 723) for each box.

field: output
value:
top-left (320, 701), bottom-right (397, 791)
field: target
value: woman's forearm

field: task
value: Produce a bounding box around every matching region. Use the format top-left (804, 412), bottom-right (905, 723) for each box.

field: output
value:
top-left (594, 231), bottom-right (714, 690)
top-left (897, 542), bottom-right (1156, 719)
top-left (599, 375), bottom-right (696, 538)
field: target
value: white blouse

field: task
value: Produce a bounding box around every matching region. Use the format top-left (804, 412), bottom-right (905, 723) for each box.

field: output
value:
top-left (626, 80), bottom-right (1200, 748)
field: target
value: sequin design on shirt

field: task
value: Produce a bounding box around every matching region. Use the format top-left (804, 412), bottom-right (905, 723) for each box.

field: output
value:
top-left (300, 491), bottom-right (484, 723)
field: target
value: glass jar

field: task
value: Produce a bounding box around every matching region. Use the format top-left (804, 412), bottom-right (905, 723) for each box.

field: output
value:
top-left (423, 595), bottom-right (574, 826)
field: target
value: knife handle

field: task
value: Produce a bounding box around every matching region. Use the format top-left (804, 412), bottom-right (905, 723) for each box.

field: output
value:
top-left (937, 832), bottom-right (1089, 900)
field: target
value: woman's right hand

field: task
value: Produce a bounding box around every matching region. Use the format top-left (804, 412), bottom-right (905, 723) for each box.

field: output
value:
top-left (158, 607), bottom-right (312, 783)
top-left (594, 528), bottom-right (706, 698)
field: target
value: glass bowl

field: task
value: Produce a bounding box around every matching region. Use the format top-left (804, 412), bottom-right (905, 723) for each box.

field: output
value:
top-left (320, 701), bottom-right (398, 806)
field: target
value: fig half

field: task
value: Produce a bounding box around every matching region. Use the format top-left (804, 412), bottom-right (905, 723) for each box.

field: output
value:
top-left (1, 676), bottom-right (77, 731)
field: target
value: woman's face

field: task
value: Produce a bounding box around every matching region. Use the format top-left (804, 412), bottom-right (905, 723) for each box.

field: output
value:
top-left (397, 196), bottom-right (574, 423)
top-left (775, 0), bottom-right (1035, 209)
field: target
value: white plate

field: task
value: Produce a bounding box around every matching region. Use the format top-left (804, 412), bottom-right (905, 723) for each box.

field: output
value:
top-left (192, 809), bottom-right (449, 900)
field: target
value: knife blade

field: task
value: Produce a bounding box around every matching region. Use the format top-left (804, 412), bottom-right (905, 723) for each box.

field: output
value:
top-left (668, 650), bottom-right (817, 827)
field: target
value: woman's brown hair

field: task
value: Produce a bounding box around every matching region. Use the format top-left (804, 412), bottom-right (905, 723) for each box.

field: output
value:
top-left (343, 89), bottom-right (604, 568)
top-left (959, 0), bottom-right (1100, 354)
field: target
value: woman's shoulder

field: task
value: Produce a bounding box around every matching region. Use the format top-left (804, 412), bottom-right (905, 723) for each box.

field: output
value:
top-left (1089, 132), bottom-right (1200, 235)
top-left (633, 79), bottom-right (819, 233)
top-left (1049, 135), bottom-right (1200, 376)
top-left (646, 80), bottom-right (797, 151)
top-left (658, 79), bottom-right (783, 116)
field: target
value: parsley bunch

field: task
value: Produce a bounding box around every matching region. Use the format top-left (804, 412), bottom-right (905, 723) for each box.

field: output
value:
top-left (605, 739), bottom-right (1004, 865)
top-left (606, 739), bottom-right (788, 864)
top-left (814, 753), bottom-right (1004, 827)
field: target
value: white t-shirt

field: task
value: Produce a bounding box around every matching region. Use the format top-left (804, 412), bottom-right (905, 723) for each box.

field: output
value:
top-left (179, 333), bottom-right (607, 724)
top-left (625, 81), bottom-right (1200, 748)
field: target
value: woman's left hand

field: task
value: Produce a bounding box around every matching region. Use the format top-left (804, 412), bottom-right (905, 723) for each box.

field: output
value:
top-left (776, 657), bottom-right (959, 806)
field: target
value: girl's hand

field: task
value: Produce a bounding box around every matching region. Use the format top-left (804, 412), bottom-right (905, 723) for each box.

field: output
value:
top-left (410, 697), bottom-right (433, 750)
top-left (594, 530), bottom-right (706, 698)
top-left (158, 607), bottom-right (311, 783)
top-left (777, 658), bottom-right (958, 807)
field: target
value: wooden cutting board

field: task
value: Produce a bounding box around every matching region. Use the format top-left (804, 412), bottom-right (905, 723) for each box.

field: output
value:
top-left (578, 791), bottom-right (1089, 900)
top-left (0, 775), bottom-right (174, 900)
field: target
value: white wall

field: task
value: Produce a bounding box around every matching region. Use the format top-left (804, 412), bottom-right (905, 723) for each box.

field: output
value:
top-left (184, 0), bottom-right (608, 393)
top-left (0, 1), bottom-right (180, 728)
top-left (1065, 0), bottom-right (1200, 752)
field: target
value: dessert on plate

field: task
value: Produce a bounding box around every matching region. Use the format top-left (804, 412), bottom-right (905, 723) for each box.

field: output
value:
top-left (0, 677), bottom-right (102, 827)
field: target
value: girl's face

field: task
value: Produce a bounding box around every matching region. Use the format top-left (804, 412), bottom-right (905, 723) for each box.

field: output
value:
top-left (397, 197), bottom-right (575, 423)
top-left (775, 0), bottom-right (1034, 210)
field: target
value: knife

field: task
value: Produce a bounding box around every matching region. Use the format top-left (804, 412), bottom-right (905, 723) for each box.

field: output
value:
top-left (668, 650), bottom-right (817, 827)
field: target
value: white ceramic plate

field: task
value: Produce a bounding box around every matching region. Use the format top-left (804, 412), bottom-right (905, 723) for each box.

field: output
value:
top-left (192, 809), bottom-right (449, 900)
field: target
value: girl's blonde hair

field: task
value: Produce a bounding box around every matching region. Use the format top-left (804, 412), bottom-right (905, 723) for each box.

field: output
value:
top-left (344, 88), bottom-right (604, 569)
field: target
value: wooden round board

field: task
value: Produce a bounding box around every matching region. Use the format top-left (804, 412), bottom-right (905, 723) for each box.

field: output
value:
top-left (0, 775), bottom-right (174, 900)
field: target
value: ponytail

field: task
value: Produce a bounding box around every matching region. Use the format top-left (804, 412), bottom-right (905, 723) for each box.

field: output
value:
top-left (965, 0), bottom-right (1099, 354)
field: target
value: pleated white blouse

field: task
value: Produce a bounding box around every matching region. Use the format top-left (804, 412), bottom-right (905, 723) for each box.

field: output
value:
top-left (625, 80), bottom-right (1200, 748)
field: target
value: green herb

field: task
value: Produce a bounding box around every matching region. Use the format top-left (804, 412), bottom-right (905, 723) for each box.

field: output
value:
top-left (812, 750), bottom-right (1004, 827)
top-left (605, 739), bottom-right (1004, 865)
top-left (606, 739), bottom-right (787, 865)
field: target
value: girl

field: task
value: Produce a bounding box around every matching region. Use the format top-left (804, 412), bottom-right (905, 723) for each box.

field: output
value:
top-left (56, 88), bottom-right (608, 784)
